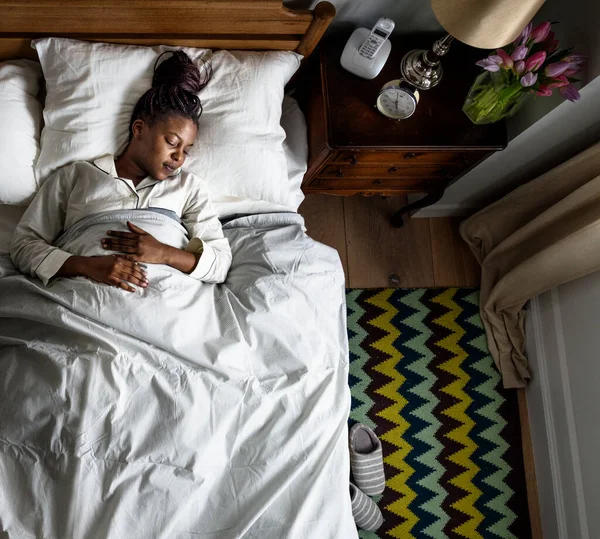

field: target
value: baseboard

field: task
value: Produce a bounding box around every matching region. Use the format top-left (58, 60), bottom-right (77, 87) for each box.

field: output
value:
top-left (526, 294), bottom-right (589, 539)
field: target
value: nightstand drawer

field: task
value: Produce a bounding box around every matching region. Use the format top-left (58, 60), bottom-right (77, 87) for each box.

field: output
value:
top-left (332, 150), bottom-right (483, 167)
top-left (321, 164), bottom-right (453, 179)
top-left (309, 176), bottom-right (442, 192)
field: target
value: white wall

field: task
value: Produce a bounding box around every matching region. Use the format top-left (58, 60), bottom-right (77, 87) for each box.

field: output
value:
top-left (285, 0), bottom-right (442, 33)
top-left (526, 272), bottom-right (600, 539)
top-left (415, 74), bottom-right (600, 215)
top-left (413, 0), bottom-right (600, 216)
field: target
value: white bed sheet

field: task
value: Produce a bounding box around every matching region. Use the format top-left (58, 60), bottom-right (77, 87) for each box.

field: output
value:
top-left (0, 209), bottom-right (357, 538)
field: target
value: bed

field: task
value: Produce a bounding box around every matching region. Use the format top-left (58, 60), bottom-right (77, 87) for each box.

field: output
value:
top-left (0, 2), bottom-right (359, 538)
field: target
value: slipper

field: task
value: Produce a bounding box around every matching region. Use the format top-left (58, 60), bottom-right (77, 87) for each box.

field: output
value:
top-left (349, 483), bottom-right (384, 531)
top-left (349, 423), bottom-right (386, 496)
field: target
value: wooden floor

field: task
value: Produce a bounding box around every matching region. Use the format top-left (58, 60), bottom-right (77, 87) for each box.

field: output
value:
top-left (298, 194), bottom-right (480, 288)
top-left (299, 194), bottom-right (542, 539)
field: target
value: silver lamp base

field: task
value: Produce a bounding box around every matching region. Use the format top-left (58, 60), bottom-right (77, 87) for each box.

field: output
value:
top-left (400, 34), bottom-right (454, 91)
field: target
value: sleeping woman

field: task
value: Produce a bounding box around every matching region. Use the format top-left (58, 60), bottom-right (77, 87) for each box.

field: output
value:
top-left (10, 51), bottom-right (231, 291)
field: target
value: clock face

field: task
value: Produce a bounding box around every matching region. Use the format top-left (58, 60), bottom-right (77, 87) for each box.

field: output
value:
top-left (377, 87), bottom-right (417, 119)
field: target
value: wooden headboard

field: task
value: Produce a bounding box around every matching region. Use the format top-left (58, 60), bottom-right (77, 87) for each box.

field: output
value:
top-left (0, 0), bottom-right (335, 61)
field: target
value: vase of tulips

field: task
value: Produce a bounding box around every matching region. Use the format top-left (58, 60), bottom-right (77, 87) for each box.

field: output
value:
top-left (463, 21), bottom-right (585, 125)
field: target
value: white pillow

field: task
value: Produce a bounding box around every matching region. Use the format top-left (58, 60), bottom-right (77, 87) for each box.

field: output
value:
top-left (33, 39), bottom-right (210, 181)
top-left (0, 60), bottom-right (42, 205)
top-left (33, 38), bottom-right (302, 211)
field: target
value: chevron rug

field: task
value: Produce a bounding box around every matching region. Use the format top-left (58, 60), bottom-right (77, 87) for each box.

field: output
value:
top-left (347, 288), bottom-right (531, 539)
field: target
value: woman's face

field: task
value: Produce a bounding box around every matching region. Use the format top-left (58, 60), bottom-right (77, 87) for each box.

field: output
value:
top-left (131, 115), bottom-right (198, 180)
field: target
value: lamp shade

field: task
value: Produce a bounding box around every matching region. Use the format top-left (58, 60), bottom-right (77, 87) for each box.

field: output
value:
top-left (431, 0), bottom-right (545, 49)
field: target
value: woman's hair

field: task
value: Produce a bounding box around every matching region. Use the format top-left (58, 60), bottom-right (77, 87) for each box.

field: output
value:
top-left (129, 50), bottom-right (212, 138)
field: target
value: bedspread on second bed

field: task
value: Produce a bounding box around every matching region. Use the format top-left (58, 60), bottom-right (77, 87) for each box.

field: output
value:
top-left (0, 211), bottom-right (357, 539)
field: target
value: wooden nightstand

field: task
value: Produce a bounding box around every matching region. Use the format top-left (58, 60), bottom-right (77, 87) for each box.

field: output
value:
top-left (298, 33), bottom-right (507, 226)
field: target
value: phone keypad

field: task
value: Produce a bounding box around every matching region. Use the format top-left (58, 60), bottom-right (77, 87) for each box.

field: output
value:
top-left (361, 39), bottom-right (381, 57)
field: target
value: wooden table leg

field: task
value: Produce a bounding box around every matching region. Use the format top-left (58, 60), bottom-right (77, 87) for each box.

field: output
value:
top-left (391, 190), bottom-right (445, 228)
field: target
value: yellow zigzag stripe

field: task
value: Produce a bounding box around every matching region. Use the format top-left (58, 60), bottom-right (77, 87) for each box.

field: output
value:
top-left (368, 289), bottom-right (418, 539)
top-left (434, 289), bottom-right (484, 538)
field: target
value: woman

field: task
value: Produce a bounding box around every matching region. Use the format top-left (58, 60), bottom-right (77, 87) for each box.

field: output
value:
top-left (11, 51), bottom-right (231, 291)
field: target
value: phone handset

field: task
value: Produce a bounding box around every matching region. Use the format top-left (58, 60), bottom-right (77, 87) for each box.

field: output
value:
top-left (357, 18), bottom-right (395, 60)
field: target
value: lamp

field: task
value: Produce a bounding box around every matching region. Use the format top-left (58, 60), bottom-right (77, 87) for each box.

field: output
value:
top-left (400, 0), bottom-right (546, 91)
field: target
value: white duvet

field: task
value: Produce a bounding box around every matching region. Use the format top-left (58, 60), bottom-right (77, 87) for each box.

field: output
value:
top-left (0, 210), bottom-right (357, 538)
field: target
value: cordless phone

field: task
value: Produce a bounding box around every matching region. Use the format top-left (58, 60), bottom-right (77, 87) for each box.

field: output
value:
top-left (357, 18), bottom-right (395, 60)
top-left (340, 17), bottom-right (395, 79)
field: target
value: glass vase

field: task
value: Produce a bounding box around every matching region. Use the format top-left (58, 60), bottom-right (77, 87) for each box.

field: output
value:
top-left (462, 70), bottom-right (529, 125)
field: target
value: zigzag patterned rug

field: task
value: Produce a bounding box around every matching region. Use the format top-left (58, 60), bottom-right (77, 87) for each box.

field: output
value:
top-left (347, 288), bottom-right (531, 539)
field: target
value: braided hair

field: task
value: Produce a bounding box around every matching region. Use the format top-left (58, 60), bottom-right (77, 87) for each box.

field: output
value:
top-left (129, 50), bottom-right (212, 138)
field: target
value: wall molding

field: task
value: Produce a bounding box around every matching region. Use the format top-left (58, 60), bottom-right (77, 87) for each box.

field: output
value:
top-left (526, 294), bottom-right (589, 539)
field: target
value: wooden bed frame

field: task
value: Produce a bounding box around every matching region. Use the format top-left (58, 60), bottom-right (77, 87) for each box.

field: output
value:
top-left (0, 0), bottom-right (335, 61)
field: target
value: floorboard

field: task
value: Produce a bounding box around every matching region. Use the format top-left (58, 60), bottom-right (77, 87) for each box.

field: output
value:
top-left (299, 194), bottom-right (348, 279)
top-left (343, 196), bottom-right (434, 288)
top-left (430, 217), bottom-right (481, 287)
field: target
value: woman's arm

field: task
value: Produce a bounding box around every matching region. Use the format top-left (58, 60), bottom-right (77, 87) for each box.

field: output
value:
top-left (10, 167), bottom-right (75, 285)
top-left (101, 189), bottom-right (232, 283)
top-left (101, 221), bottom-right (198, 274)
top-left (180, 188), bottom-right (232, 284)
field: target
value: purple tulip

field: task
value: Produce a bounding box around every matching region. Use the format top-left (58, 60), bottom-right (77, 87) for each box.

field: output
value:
top-left (515, 61), bottom-right (526, 74)
top-left (496, 49), bottom-right (513, 68)
top-left (560, 84), bottom-right (581, 101)
top-left (564, 54), bottom-right (586, 71)
top-left (512, 45), bottom-right (528, 62)
top-left (520, 72), bottom-right (538, 87)
top-left (518, 22), bottom-right (533, 45)
top-left (531, 22), bottom-right (552, 43)
top-left (525, 51), bottom-right (547, 72)
top-left (476, 57), bottom-right (501, 72)
top-left (545, 61), bottom-right (570, 77)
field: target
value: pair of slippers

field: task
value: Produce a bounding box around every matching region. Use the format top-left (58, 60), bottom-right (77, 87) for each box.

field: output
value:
top-left (349, 423), bottom-right (386, 531)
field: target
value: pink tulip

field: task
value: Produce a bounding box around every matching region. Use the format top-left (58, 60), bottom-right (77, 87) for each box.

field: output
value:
top-left (520, 72), bottom-right (538, 87)
top-left (545, 62), bottom-right (570, 77)
top-left (546, 75), bottom-right (570, 89)
top-left (518, 22), bottom-right (533, 45)
top-left (512, 45), bottom-right (528, 62)
top-left (535, 85), bottom-right (553, 97)
top-left (563, 69), bottom-right (580, 77)
top-left (496, 49), bottom-right (513, 68)
top-left (560, 84), bottom-right (581, 101)
top-left (515, 61), bottom-right (525, 74)
top-left (531, 22), bottom-right (552, 43)
top-left (525, 51), bottom-right (547, 72)
top-left (546, 31), bottom-right (559, 53)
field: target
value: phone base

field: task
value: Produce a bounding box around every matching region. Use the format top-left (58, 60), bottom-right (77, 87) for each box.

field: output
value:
top-left (340, 28), bottom-right (392, 80)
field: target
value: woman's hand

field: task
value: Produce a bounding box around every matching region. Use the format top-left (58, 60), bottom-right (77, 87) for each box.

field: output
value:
top-left (58, 255), bottom-right (148, 292)
top-left (101, 221), bottom-right (167, 264)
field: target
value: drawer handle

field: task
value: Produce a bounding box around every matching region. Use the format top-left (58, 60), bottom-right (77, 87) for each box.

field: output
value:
top-left (346, 154), bottom-right (358, 165)
top-left (335, 169), bottom-right (344, 178)
top-left (388, 167), bottom-right (398, 173)
top-left (404, 152), bottom-right (416, 159)
top-left (373, 179), bottom-right (383, 185)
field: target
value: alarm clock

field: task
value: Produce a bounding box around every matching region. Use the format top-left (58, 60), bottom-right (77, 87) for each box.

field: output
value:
top-left (376, 79), bottom-right (420, 120)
